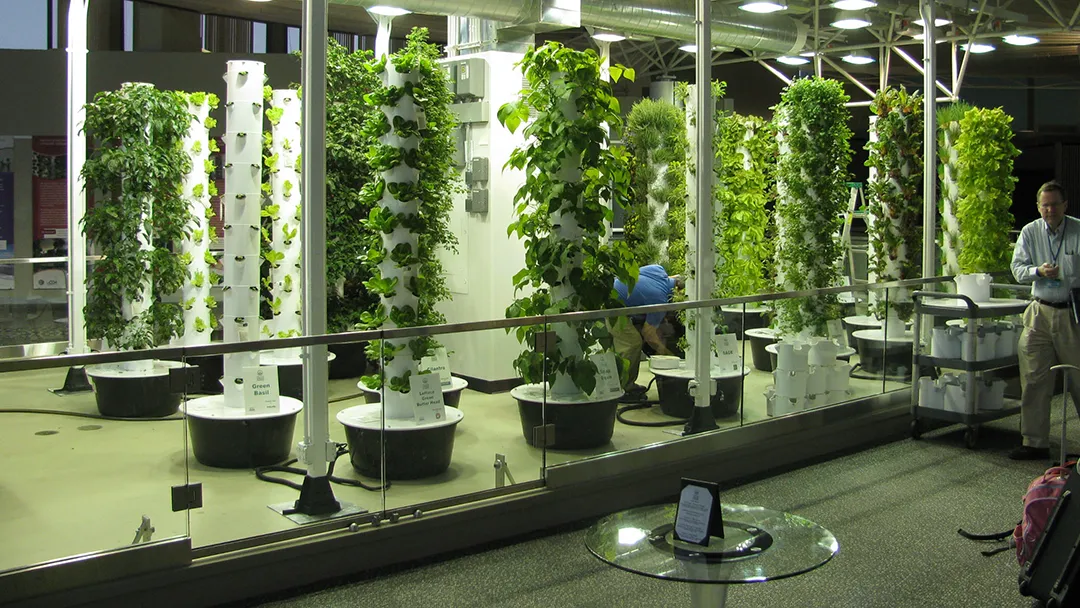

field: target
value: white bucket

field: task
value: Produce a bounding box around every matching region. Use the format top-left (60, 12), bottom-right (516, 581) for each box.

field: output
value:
top-left (775, 341), bottom-right (809, 372)
top-left (943, 375), bottom-right (973, 414)
top-left (774, 368), bottom-right (809, 399)
top-left (826, 390), bottom-right (850, 405)
top-left (826, 363), bottom-right (851, 392)
top-left (982, 378), bottom-right (1007, 411)
top-left (931, 326), bottom-right (963, 360)
top-left (961, 328), bottom-right (998, 362)
top-left (765, 387), bottom-right (804, 417)
top-left (954, 273), bottom-right (993, 303)
top-left (918, 377), bottom-right (945, 410)
top-left (807, 366), bottom-right (828, 396)
top-left (808, 339), bottom-right (839, 367)
top-left (995, 324), bottom-right (1018, 358)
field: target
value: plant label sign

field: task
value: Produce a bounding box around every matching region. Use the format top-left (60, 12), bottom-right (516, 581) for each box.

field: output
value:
top-left (420, 347), bottom-right (452, 386)
top-left (242, 366), bottom-right (280, 414)
top-left (673, 478), bottom-right (723, 546)
top-left (827, 319), bottom-right (846, 345)
top-left (410, 372), bottom-right (446, 424)
top-left (711, 333), bottom-right (741, 373)
top-left (591, 352), bottom-right (622, 398)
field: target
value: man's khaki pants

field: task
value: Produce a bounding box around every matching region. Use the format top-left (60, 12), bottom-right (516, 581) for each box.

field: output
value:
top-left (1018, 301), bottom-right (1080, 448)
top-left (610, 316), bottom-right (643, 388)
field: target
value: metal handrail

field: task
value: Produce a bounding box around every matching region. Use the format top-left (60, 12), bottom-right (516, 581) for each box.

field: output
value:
top-left (0, 274), bottom-right (963, 373)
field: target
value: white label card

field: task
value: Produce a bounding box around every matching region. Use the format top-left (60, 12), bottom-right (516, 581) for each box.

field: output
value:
top-left (674, 485), bottom-right (713, 545)
top-left (242, 365), bottom-right (280, 414)
top-left (410, 372), bottom-right (446, 424)
top-left (712, 333), bottom-right (741, 372)
top-left (419, 347), bottom-right (452, 386)
top-left (591, 351), bottom-right (622, 397)
top-left (827, 319), bottom-right (846, 344)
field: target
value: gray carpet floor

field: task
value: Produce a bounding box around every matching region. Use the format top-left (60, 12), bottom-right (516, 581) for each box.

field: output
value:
top-left (241, 399), bottom-right (1080, 608)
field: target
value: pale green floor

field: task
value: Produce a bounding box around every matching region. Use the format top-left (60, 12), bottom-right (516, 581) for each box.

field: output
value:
top-left (0, 348), bottom-right (904, 573)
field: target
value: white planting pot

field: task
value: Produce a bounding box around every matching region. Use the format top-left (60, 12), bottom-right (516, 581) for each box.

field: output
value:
top-left (774, 368), bottom-right (809, 399)
top-left (224, 316), bottom-right (261, 342)
top-left (982, 378), bottom-right (1007, 411)
top-left (765, 387), bottom-right (805, 417)
top-left (224, 224), bottom-right (261, 257)
top-left (931, 326), bottom-right (963, 359)
top-left (223, 254), bottom-right (260, 287)
top-left (224, 165), bottom-right (262, 197)
top-left (222, 61), bottom-right (265, 102)
top-left (224, 192), bottom-right (260, 224)
top-left (961, 329), bottom-right (998, 362)
top-left (808, 339), bottom-right (839, 367)
top-left (775, 341), bottom-right (810, 372)
top-left (224, 286), bottom-right (260, 317)
top-left (807, 366), bottom-right (828, 396)
top-left (223, 132), bottom-right (262, 164)
top-left (995, 324), bottom-right (1018, 358)
top-left (942, 375), bottom-right (973, 414)
top-left (918, 377), bottom-right (945, 410)
top-left (825, 390), bottom-right (850, 405)
top-left (827, 363), bottom-right (851, 392)
top-left (954, 273), bottom-right (993, 303)
top-left (225, 101), bottom-right (263, 133)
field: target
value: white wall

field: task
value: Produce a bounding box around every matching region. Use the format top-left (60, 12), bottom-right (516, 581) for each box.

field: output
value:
top-left (438, 52), bottom-right (529, 384)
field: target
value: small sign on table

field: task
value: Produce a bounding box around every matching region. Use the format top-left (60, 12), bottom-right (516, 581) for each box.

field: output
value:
top-left (591, 351), bottom-right (623, 398)
top-left (420, 347), bottom-right (452, 386)
top-left (673, 478), bottom-right (724, 546)
top-left (242, 365), bottom-right (280, 414)
top-left (410, 372), bottom-right (446, 424)
top-left (712, 333), bottom-right (741, 373)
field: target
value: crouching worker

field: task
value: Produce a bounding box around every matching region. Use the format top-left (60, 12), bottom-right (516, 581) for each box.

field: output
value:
top-left (610, 264), bottom-right (683, 401)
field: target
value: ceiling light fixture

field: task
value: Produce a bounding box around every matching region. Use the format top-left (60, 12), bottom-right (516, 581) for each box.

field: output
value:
top-left (841, 50), bottom-right (875, 65)
top-left (1003, 34), bottom-right (1039, 46)
top-left (831, 0), bottom-right (876, 9)
top-left (592, 31), bottom-right (626, 42)
top-left (914, 17), bottom-right (952, 27)
top-left (832, 11), bottom-right (872, 29)
top-left (367, 5), bottom-right (412, 16)
top-left (777, 55), bottom-right (810, 65)
top-left (679, 44), bottom-right (732, 53)
top-left (960, 42), bottom-right (996, 53)
top-left (739, 1), bottom-right (787, 14)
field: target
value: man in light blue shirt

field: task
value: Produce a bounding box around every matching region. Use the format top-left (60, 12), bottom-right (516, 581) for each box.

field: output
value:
top-left (1009, 180), bottom-right (1080, 460)
top-left (612, 264), bottom-right (683, 395)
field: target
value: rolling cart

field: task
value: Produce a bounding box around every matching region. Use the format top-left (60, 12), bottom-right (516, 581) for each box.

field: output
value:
top-left (910, 291), bottom-right (1029, 448)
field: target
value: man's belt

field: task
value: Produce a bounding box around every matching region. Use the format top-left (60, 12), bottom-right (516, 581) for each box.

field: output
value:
top-left (1036, 298), bottom-right (1069, 309)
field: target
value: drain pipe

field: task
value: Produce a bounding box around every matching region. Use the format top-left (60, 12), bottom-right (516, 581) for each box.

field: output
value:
top-left (294, 0), bottom-right (340, 516)
top-left (685, 0), bottom-right (718, 436)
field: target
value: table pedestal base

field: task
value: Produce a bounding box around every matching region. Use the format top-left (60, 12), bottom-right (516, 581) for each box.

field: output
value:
top-left (690, 583), bottom-right (728, 607)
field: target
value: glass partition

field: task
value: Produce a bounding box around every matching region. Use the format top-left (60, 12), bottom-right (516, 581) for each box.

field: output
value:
top-left (0, 259), bottom-right (70, 351)
top-left (0, 351), bottom-right (189, 573)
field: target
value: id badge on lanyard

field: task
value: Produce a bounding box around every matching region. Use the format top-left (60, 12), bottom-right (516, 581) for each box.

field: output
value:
top-left (1046, 224), bottom-right (1066, 289)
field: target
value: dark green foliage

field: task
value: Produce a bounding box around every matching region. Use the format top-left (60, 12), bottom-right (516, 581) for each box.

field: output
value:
top-left (81, 83), bottom-right (192, 349)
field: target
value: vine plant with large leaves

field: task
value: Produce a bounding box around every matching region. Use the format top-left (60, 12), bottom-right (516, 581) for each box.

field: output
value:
top-left (625, 98), bottom-right (687, 274)
top-left (358, 28), bottom-right (459, 396)
top-left (772, 77), bottom-right (852, 336)
top-left (954, 106), bottom-right (1019, 274)
top-left (864, 86), bottom-right (923, 320)
top-left (498, 42), bottom-right (638, 396)
top-left (82, 82), bottom-right (192, 350)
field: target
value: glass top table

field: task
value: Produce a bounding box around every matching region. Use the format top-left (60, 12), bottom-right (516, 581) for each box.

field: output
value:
top-left (585, 503), bottom-right (839, 606)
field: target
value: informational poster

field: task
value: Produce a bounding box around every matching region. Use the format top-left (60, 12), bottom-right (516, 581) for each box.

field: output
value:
top-left (0, 137), bottom-right (14, 290)
top-left (32, 136), bottom-right (67, 241)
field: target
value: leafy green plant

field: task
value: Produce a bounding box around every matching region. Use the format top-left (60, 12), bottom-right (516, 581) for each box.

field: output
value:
top-left (357, 28), bottom-right (460, 404)
top-left (953, 106), bottom-right (1018, 274)
top-left (81, 82), bottom-right (192, 350)
top-left (498, 42), bottom-right (637, 396)
top-left (937, 102), bottom-right (973, 276)
top-left (771, 77), bottom-right (852, 337)
top-left (177, 91), bottom-right (219, 344)
top-left (625, 99), bottom-right (687, 273)
top-left (864, 86), bottom-right (923, 320)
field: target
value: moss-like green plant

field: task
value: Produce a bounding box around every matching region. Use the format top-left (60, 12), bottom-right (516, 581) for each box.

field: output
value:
top-left (498, 42), bottom-right (637, 396)
top-left (81, 83), bottom-right (192, 350)
top-left (937, 101), bottom-right (973, 276)
top-left (865, 86), bottom-right (924, 320)
top-left (625, 99), bottom-right (687, 273)
top-left (954, 106), bottom-right (1019, 274)
top-left (772, 77), bottom-right (852, 337)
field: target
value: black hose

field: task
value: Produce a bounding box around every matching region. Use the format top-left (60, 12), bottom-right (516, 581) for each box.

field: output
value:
top-left (616, 377), bottom-right (689, 427)
top-left (255, 442), bottom-right (388, 492)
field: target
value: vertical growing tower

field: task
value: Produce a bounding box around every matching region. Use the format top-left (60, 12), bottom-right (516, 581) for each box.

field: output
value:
top-left (178, 92), bottom-right (219, 343)
top-left (267, 89), bottom-right (303, 344)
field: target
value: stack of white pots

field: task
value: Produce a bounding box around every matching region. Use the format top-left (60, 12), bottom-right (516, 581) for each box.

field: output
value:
top-left (766, 338), bottom-right (851, 416)
top-left (919, 373), bottom-right (1007, 413)
top-left (932, 319), bottom-right (1020, 362)
top-left (221, 60), bottom-right (265, 410)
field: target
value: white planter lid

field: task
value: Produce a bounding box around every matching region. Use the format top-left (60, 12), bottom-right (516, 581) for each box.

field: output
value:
top-left (766, 343), bottom-right (855, 357)
top-left (86, 360), bottom-right (185, 379)
top-left (337, 402), bottom-right (464, 431)
top-left (358, 376), bottom-right (468, 393)
top-left (650, 361), bottom-right (751, 380)
top-left (744, 327), bottom-right (781, 339)
top-left (183, 394), bottom-right (303, 420)
top-left (510, 382), bottom-right (624, 405)
top-left (852, 329), bottom-right (915, 343)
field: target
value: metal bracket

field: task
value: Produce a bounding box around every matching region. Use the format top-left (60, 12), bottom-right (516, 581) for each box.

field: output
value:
top-left (130, 515), bottom-right (155, 544)
top-left (168, 365), bottom-right (202, 394)
top-left (532, 424), bottom-right (556, 448)
top-left (171, 483), bottom-right (203, 512)
top-left (494, 453), bottom-right (517, 488)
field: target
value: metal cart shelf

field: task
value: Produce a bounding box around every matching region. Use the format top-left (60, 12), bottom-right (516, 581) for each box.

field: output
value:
top-left (910, 291), bottom-right (1030, 448)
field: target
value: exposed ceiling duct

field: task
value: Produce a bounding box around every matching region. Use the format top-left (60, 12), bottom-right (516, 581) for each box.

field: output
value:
top-left (335, 0), bottom-right (808, 55)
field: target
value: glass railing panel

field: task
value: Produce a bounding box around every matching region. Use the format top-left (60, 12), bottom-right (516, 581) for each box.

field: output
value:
top-left (0, 260), bottom-right (71, 351)
top-left (0, 351), bottom-right (189, 572)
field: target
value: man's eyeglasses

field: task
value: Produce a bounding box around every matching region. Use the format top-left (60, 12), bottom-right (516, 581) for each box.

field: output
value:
top-left (1039, 201), bottom-right (1066, 210)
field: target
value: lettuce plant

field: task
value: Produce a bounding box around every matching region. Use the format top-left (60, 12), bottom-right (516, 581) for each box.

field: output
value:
top-left (936, 102), bottom-right (972, 276)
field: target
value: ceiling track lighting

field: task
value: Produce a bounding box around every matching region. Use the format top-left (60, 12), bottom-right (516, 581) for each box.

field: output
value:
top-left (739, 1), bottom-right (787, 14)
top-left (832, 11), bottom-right (872, 30)
top-left (777, 55), bottom-right (810, 65)
top-left (591, 31), bottom-right (626, 42)
top-left (841, 50), bottom-right (875, 65)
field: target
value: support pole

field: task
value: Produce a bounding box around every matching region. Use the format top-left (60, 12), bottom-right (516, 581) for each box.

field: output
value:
top-left (686, 0), bottom-right (717, 435)
top-left (920, 0), bottom-right (938, 295)
top-left (756, 59), bottom-right (792, 86)
top-left (66, 0), bottom-right (88, 357)
top-left (294, 0), bottom-right (339, 515)
top-left (891, 48), bottom-right (953, 98)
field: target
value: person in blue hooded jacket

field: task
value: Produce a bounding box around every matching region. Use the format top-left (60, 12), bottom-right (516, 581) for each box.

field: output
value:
top-left (611, 264), bottom-right (683, 396)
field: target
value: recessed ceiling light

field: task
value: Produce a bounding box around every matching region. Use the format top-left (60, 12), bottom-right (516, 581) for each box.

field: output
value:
top-left (1003, 34), bottom-right (1039, 46)
top-left (961, 42), bottom-right (996, 53)
top-left (777, 55), bottom-right (810, 65)
top-left (592, 32), bottom-right (626, 43)
top-left (841, 51), bottom-right (875, 65)
top-left (679, 44), bottom-right (731, 53)
top-left (914, 18), bottom-right (952, 27)
top-left (368, 5), bottom-right (411, 16)
top-left (739, 1), bottom-right (787, 14)
top-left (832, 0), bottom-right (876, 9)
top-left (832, 11), bottom-right (872, 29)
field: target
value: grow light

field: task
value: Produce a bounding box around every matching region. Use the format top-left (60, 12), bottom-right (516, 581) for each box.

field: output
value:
top-left (831, 12), bottom-right (871, 29)
top-left (739, 1), bottom-right (787, 14)
top-left (367, 5), bottom-right (411, 16)
top-left (960, 42), bottom-right (996, 53)
top-left (831, 0), bottom-right (876, 9)
top-left (914, 17), bottom-right (952, 27)
top-left (841, 51), bottom-right (875, 65)
top-left (592, 32), bottom-right (626, 43)
top-left (777, 56), bottom-right (810, 65)
top-left (1003, 34), bottom-right (1039, 46)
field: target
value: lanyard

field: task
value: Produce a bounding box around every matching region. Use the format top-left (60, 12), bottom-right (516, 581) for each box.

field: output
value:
top-left (1047, 220), bottom-right (1066, 265)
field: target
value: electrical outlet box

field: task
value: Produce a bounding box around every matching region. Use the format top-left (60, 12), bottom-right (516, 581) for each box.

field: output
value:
top-left (442, 63), bottom-right (457, 96)
top-left (467, 157), bottom-right (489, 184)
top-left (455, 58), bottom-right (487, 100)
top-left (466, 188), bottom-right (489, 213)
